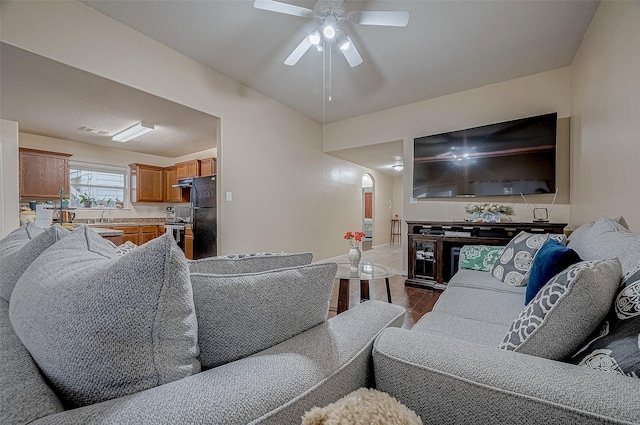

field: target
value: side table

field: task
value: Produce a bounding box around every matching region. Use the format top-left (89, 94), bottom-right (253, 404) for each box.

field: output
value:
top-left (334, 262), bottom-right (395, 314)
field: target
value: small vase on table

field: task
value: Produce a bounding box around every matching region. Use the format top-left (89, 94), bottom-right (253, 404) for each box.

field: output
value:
top-left (348, 243), bottom-right (361, 271)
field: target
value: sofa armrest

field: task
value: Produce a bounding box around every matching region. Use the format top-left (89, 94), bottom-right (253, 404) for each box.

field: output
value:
top-left (373, 328), bottom-right (640, 425)
top-left (32, 301), bottom-right (405, 425)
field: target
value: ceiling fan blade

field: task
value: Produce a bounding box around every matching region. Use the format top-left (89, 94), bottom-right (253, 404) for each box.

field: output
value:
top-left (347, 11), bottom-right (409, 27)
top-left (253, 0), bottom-right (315, 18)
top-left (340, 37), bottom-right (363, 67)
top-left (284, 35), bottom-right (313, 66)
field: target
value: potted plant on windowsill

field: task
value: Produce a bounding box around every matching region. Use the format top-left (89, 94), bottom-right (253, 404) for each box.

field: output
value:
top-left (78, 193), bottom-right (95, 208)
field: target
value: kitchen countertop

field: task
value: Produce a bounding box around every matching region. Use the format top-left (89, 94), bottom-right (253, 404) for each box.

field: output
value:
top-left (86, 227), bottom-right (124, 237)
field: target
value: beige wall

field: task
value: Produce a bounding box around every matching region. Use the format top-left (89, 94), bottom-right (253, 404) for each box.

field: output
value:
top-left (570, 1), bottom-right (640, 231)
top-left (0, 120), bottom-right (20, 237)
top-left (0, 1), bottom-right (372, 259)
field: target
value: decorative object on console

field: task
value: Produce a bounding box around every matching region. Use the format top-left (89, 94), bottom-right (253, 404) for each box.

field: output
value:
top-left (344, 231), bottom-right (365, 270)
top-left (499, 259), bottom-right (623, 360)
top-left (490, 231), bottom-right (566, 286)
top-left (465, 203), bottom-right (514, 223)
top-left (525, 239), bottom-right (582, 304)
top-left (570, 265), bottom-right (640, 377)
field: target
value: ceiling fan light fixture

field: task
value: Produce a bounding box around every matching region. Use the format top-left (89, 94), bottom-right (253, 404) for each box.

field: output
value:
top-left (392, 164), bottom-right (404, 171)
top-left (111, 122), bottom-right (154, 143)
top-left (336, 32), bottom-right (351, 50)
top-left (309, 31), bottom-right (321, 45)
top-left (323, 14), bottom-right (337, 39)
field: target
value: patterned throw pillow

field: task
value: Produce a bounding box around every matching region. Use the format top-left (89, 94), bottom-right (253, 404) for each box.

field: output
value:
top-left (499, 259), bottom-right (622, 360)
top-left (569, 265), bottom-right (640, 377)
top-left (459, 245), bottom-right (504, 272)
top-left (490, 231), bottom-right (566, 286)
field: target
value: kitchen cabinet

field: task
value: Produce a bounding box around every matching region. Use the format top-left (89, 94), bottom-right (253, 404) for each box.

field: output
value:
top-left (164, 166), bottom-right (187, 203)
top-left (199, 157), bottom-right (217, 176)
top-left (19, 148), bottom-right (71, 200)
top-left (185, 226), bottom-right (193, 260)
top-left (176, 160), bottom-right (200, 180)
top-left (112, 226), bottom-right (140, 245)
top-left (139, 225), bottom-right (158, 244)
top-left (129, 163), bottom-right (164, 202)
top-left (157, 225), bottom-right (166, 235)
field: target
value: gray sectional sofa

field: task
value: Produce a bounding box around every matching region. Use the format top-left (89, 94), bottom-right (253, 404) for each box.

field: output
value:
top-left (374, 216), bottom-right (640, 424)
top-left (1, 224), bottom-right (405, 425)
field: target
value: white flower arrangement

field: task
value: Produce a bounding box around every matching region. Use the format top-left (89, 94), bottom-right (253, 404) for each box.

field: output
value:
top-left (464, 203), bottom-right (514, 216)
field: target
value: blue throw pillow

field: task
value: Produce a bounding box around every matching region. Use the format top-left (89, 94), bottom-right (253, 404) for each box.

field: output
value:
top-left (525, 239), bottom-right (581, 304)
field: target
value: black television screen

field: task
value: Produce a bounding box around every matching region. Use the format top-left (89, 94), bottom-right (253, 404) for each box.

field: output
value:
top-left (413, 113), bottom-right (557, 199)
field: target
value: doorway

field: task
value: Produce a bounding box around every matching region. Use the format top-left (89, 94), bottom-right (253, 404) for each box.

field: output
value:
top-left (362, 174), bottom-right (374, 251)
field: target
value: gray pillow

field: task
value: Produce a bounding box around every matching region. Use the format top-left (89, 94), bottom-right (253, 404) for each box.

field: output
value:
top-left (191, 262), bottom-right (337, 369)
top-left (188, 251), bottom-right (313, 274)
top-left (0, 223), bottom-right (68, 302)
top-left (490, 231), bottom-right (566, 286)
top-left (573, 216), bottom-right (640, 275)
top-left (569, 265), bottom-right (640, 377)
top-left (499, 259), bottom-right (622, 360)
top-left (9, 226), bottom-right (200, 408)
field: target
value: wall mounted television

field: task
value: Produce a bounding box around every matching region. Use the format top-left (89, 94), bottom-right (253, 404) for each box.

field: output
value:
top-left (413, 112), bottom-right (557, 199)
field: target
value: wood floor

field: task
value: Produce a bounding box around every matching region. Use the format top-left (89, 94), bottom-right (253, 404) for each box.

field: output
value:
top-left (325, 243), bottom-right (440, 329)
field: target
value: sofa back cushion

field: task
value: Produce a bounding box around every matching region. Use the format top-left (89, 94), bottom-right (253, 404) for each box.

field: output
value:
top-left (0, 223), bottom-right (66, 302)
top-left (569, 216), bottom-right (640, 275)
top-left (499, 259), bottom-right (622, 360)
top-left (191, 262), bottom-right (337, 369)
top-left (188, 251), bottom-right (313, 274)
top-left (9, 226), bottom-right (200, 408)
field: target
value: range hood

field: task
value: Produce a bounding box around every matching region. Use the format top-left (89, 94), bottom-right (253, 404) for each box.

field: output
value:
top-left (172, 178), bottom-right (193, 188)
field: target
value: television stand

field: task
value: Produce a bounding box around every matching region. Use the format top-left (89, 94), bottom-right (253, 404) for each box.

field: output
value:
top-left (406, 220), bottom-right (567, 290)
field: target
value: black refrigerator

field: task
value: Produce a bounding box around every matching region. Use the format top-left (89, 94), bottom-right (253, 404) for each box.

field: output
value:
top-left (190, 175), bottom-right (217, 259)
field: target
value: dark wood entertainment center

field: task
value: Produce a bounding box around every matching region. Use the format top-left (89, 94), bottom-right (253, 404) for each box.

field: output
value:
top-left (406, 221), bottom-right (568, 290)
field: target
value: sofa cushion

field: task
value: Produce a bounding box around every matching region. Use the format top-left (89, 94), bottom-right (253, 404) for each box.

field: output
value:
top-left (572, 216), bottom-right (640, 275)
top-left (434, 270), bottom-right (526, 327)
top-left (188, 251), bottom-right (313, 274)
top-left (0, 223), bottom-right (63, 302)
top-left (458, 245), bottom-right (504, 272)
top-left (499, 259), bottom-right (622, 360)
top-left (9, 226), bottom-right (200, 408)
top-left (569, 266), bottom-right (640, 377)
top-left (411, 312), bottom-right (509, 347)
top-left (526, 239), bottom-right (582, 305)
top-left (490, 231), bottom-right (566, 287)
top-left (191, 262), bottom-right (337, 369)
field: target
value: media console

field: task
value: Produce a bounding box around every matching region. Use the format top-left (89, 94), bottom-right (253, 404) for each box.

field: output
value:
top-left (406, 220), bottom-right (568, 290)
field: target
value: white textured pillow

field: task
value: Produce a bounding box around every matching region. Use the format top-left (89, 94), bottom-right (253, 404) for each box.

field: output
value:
top-left (0, 224), bottom-right (68, 302)
top-left (499, 259), bottom-right (622, 360)
top-left (192, 262), bottom-right (337, 369)
top-left (9, 226), bottom-right (200, 408)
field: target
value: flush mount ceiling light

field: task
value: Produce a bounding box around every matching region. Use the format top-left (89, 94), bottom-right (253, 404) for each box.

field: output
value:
top-left (111, 122), bottom-right (154, 143)
top-left (254, 0), bottom-right (409, 68)
top-left (392, 164), bottom-right (404, 171)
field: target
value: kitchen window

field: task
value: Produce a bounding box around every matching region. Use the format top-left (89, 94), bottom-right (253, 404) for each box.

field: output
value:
top-left (69, 161), bottom-right (128, 208)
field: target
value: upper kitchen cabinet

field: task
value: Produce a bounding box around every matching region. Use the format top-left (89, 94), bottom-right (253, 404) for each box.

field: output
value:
top-left (164, 165), bottom-right (188, 203)
top-left (19, 148), bottom-right (71, 200)
top-left (199, 157), bottom-right (217, 176)
top-left (129, 163), bottom-right (164, 202)
top-left (176, 160), bottom-right (200, 180)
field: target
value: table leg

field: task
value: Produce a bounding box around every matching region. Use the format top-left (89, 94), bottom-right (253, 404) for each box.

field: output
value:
top-left (337, 278), bottom-right (350, 314)
top-left (385, 277), bottom-right (392, 303)
top-left (360, 279), bottom-right (370, 303)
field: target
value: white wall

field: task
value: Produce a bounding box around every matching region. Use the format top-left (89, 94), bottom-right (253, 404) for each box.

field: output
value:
top-left (0, 120), bottom-right (20, 236)
top-left (570, 1), bottom-right (640, 231)
top-left (0, 1), bottom-right (371, 259)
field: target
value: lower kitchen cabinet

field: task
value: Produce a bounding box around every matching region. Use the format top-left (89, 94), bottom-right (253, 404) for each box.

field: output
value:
top-left (112, 226), bottom-right (140, 245)
top-left (185, 226), bottom-right (193, 260)
top-left (139, 226), bottom-right (158, 244)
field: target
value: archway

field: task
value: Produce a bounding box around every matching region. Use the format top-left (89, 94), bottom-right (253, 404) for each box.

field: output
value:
top-left (361, 173), bottom-right (374, 251)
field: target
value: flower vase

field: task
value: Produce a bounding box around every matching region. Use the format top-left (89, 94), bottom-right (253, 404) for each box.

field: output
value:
top-left (348, 245), bottom-right (361, 271)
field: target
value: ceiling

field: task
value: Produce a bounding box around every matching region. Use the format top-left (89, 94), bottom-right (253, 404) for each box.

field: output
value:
top-left (0, 0), bottom-right (599, 173)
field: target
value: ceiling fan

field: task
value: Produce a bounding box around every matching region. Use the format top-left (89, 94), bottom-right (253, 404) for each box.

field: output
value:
top-left (254, 0), bottom-right (409, 67)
